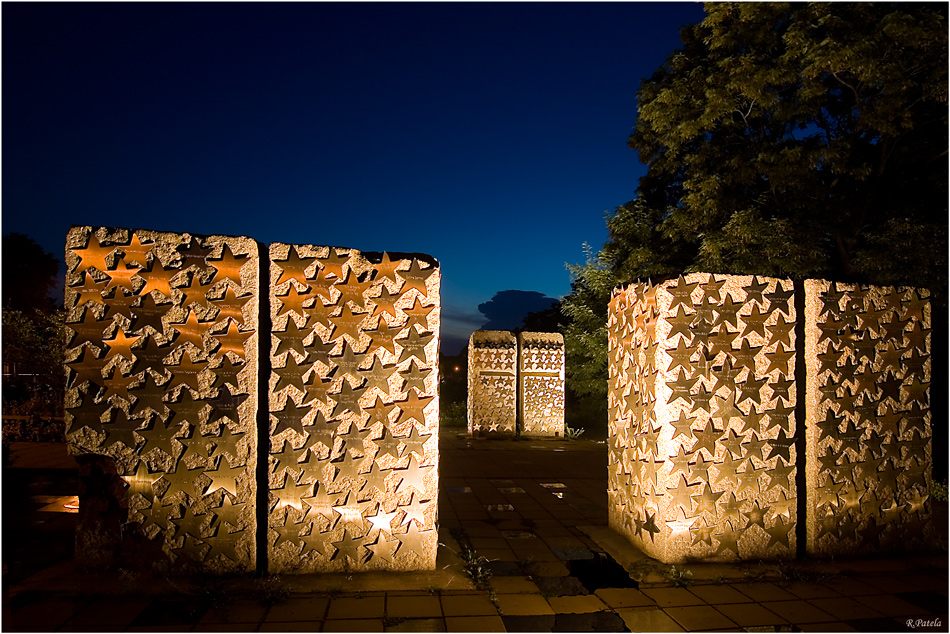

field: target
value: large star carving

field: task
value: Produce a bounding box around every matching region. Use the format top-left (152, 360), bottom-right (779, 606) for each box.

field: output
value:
top-left (397, 259), bottom-right (436, 296)
top-left (71, 234), bottom-right (117, 273)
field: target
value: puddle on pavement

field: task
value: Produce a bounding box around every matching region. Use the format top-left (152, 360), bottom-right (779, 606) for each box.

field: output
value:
top-left (484, 504), bottom-right (516, 512)
top-left (568, 551), bottom-right (639, 590)
top-left (497, 487), bottom-right (526, 494)
top-left (500, 530), bottom-right (538, 539)
top-left (445, 486), bottom-right (473, 493)
top-left (540, 482), bottom-right (567, 489)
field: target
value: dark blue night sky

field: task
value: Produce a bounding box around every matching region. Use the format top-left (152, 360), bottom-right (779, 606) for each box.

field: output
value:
top-left (3, 2), bottom-right (705, 354)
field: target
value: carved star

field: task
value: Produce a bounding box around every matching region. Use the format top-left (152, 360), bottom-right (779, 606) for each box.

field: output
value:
top-left (328, 304), bottom-right (370, 345)
top-left (70, 272), bottom-right (110, 310)
top-left (372, 252), bottom-right (404, 286)
top-left (72, 233), bottom-right (120, 273)
top-left (396, 327), bottom-right (432, 364)
top-left (741, 304), bottom-right (770, 338)
top-left (270, 397), bottom-right (310, 436)
top-left (329, 380), bottom-right (367, 419)
top-left (274, 246), bottom-right (316, 286)
top-left (275, 282), bottom-right (314, 319)
top-left (691, 482), bottom-right (725, 515)
top-left (273, 353), bottom-right (311, 395)
top-left (730, 339), bottom-right (762, 372)
top-left (204, 455), bottom-right (246, 497)
top-left (175, 236), bottom-right (214, 270)
top-left (365, 316), bottom-right (402, 356)
top-left (665, 338), bottom-right (695, 374)
top-left (666, 276), bottom-right (699, 312)
top-left (368, 284), bottom-right (402, 320)
top-left (666, 369), bottom-right (699, 405)
top-left (393, 454), bottom-right (434, 496)
top-left (101, 365), bottom-right (139, 403)
top-left (395, 391), bottom-right (433, 426)
top-left (334, 269), bottom-right (371, 309)
top-left (397, 259), bottom-right (436, 296)
top-left (318, 248), bottom-right (351, 280)
top-left (399, 360), bottom-right (433, 395)
top-left (273, 316), bottom-right (312, 358)
top-left (714, 521), bottom-right (742, 556)
top-left (764, 516), bottom-right (792, 549)
top-left (169, 308), bottom-right (211, 352)
top-left (401, 296), bottom-right (436, 331)
top-left (367, 532), bottom-right (401, 562)
top-left (67, 305), bottom-right (108, 351)
top-left (168, 350), bottom-right (208, 392)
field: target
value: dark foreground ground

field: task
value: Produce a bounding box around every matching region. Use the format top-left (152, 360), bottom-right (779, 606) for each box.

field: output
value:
top-left (2, 434), bottom-right (948, 632)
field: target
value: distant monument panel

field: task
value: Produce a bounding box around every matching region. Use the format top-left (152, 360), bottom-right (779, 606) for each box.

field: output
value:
top-left (467, 330), bottom-right (564, 438)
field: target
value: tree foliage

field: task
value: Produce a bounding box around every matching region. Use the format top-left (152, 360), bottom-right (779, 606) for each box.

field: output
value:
top-left (2, 233), bottom-right (60, 313)
top-left (2, 308), bottom-right (67, 417)
top-left (564, 2), bottom-right (948, 401)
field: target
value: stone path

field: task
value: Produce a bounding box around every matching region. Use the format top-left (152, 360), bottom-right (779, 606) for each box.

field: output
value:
top-left (2, 434), bottom-right (947, 632)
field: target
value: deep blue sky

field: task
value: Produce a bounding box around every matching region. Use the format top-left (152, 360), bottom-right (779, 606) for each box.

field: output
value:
top-left (3, 2), bottom-right (705, 354)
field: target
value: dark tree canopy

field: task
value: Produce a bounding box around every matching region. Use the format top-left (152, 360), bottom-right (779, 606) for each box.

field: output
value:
top-left (2, 233), bottom-right (60, 313)
top-left (563, 2), bottom-right (948, 401)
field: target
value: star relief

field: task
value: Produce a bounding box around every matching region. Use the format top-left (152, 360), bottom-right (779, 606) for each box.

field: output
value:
top-left (397, 259), bottom-right (436, 296)
top-left (274, 245), bottom-right (316, 286)
top-left (372, 252), bottom-right (405, 286)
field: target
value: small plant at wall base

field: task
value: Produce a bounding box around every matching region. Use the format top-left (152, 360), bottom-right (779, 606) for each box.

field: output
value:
top-left (667, 565), bottom-right (693, 587)
top-left (564, 426), bottom-right (585, 440)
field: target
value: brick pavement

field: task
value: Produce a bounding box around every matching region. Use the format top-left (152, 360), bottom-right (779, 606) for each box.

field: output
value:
top-left (2, 434), bottom-right (947, 632)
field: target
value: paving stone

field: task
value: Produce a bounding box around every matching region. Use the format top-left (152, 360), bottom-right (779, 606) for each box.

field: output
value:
top-left (733, 583), bottom-right (798, 602)
top-left (809, 597), bottom-right (884, 621)
top-left (490, 576), bottom-right (541, 593)
top-left (323, 618), bottom-right (385, 631)
top-left (616, 608), bottom-right (685, 632)
top-left (641, 587), bottom-right (707, 607)
top-left (128, 598), bottom-right (209, 627)
top-left (714, 602), bottom-right (789, 627)
top-left (265, 597), bottom-right (329, 621)
top-left (896, 590), bottom-right (950, 614)
top-left (495, 593), bottom-right (555, 616)
top-left (853, 593), bottom-right (930, 617)
top-left (439, 594), bottom-right (497, 617)
top-left (795, 622), bottom-right (858, 632)
top-left (384, 617), bottom-right (446, 631)
top-left (688, 584), bottom-right (754, 604)
top-left (759, 600), bottom-right (836, 624)
top-left (781, 581), bottom-right (842, 599)
top-left (327, 596), bottom-right (386, 620)
top-left (665, 605), bottom-right (738, 630)
top-left (500, 614), bottom-right (556, 631)
top-left (552, 611), bottom-right (627, 632)
top-left (194, 624), bottom-right (262, 632)
top-left (4, 599), bottom-right (89, 628)
top-left (546, 594), bottom-right (608, 614)
top-left (594, 587), bottom-right (656, 609)
top-left (198, 600), bottom-right (268, 625)
top-left (259, 621), bottom-right (324, 631)
top-left (386, 595), bottom-right (443, 619)
top-left (444, 615), bottom-right (506, 632)
top-left (821, 577), bottom-right (882, 596)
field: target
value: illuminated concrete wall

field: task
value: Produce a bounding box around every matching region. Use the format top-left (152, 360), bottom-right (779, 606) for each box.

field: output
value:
top-left (518, 332), bottom-right (565, 437)
top-left (65, 226), bottom-right (259, 573)
top-left (608, 274), bottom-right (798, 563)
top-left (803, 281), bottom-right (932, 556)
top-left (467, 330), bottom-right (518, 435)
top-left (266, 245), bottom-right (440, 572)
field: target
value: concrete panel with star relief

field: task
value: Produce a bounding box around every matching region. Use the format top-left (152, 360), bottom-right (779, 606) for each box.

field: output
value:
top-left (266, 244), bottom-right (440, 573)
top-left (803, 280), bottom-right (932, 556)
top-left (518, 331), bottom-right (565, 437)
top-left (64, 226), bottom-right (259, 573)
top-left (467, 330), bottom-right (518, 436)
top-left (608, 273), bottom-right (798, 563)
